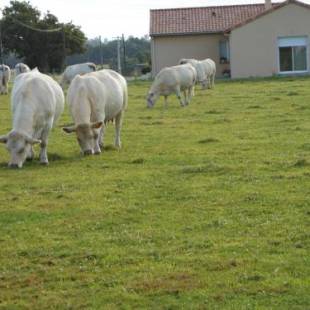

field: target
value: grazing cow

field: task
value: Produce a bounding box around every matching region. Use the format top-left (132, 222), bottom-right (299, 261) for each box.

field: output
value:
top-left (147, 63), bottom-right (197, 108)
top-left (0, 64), bottom-right (11, 94)
top-left (201, 58), bottom-right (216, 89)
top-left (63, 69), bottom-right (128, 155)
top-left (179, 58), bottom-right (207, 89)
top-left (0, 68), bottom-right (64, 168)
top-left (60, 62), bottom-right (96, 87)
top-left (15, 63), bottom-right (31, 77)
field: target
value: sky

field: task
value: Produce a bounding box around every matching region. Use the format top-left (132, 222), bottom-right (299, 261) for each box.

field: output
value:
top-left (1, 0), bottom-right (310, 39)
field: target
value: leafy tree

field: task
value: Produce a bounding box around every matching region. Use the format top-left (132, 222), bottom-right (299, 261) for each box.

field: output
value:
top-left (1, 1), bottom-right (87, 72)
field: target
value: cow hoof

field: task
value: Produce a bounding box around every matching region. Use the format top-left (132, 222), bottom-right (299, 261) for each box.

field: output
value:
top-left (40, 161), bottom-right (49, 166)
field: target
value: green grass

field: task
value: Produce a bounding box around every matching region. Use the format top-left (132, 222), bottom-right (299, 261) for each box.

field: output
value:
top-left (0, 77), bottom-right (309, 309)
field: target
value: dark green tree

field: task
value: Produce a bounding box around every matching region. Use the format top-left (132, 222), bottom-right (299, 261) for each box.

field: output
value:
top-left (1, 1), bottom-right (87, 72)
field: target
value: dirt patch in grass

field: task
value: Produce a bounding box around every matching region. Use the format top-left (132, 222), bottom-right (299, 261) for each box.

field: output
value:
top-left (198, 138), bottom-right (219, 144)
top-left (129, 272), bottom-right (202, 294)
top-left (48, 153), bottom-right (64, 161)
top-left (131, 158), bottom-right (145, 164)
top-left (287, 91), bottom-right (299, 96)
top-left (205, 110), bottom-right (222, 114)
top-left (103, 145), bottom-right (117, 151)
top-left (247, 105), bottom-right (262, 109)
top-left (213, 118), bottom-right (231, 124)
top-left (300, 143), bottom-right (310, 151)
top-left (292, 159), bottom-right (309, 168)
top-left (181, 163), bottom-right (231, 175)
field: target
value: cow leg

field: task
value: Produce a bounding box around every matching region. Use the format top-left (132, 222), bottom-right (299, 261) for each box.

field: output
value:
top-left (164, 96), bottom-right (168, 109)
top-left (208, 76), bottom-right (212, 89)
top-left (187, 86), bottom-right (194, 105)
top-left (39, 127), bottom-right (51, 165)
top-left (191, 85), bottom-right (195, 97)
top-left (94, 128), bottom-right (102, 155)
top-left (98, 124), bottom-right (105, 149)
top-left (114, 112), bottom-right (123, 149)
top-left (183, 90), bottom-right (189, 106)
top-left (26, 146), bottom-right (35, 161)
top-left (211, 73), bottom-right (215, 88)
top-left (176, 87), bottom-right (185, 106)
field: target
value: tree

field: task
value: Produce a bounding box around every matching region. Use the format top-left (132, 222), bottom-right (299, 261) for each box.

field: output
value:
top-left (1, 1), bottom-right (87, 72)
top-left (66, 36), bottom-right (151, 75)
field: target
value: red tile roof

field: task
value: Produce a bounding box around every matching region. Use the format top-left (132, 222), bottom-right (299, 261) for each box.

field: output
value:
top-left (150, 3), bottom-right (279, 36)
top-left (226, 0), bottom-right (310, 32)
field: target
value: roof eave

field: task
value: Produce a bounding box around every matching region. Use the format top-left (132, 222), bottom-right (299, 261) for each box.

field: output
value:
top-left (150, 31), bottom-right (224, 37)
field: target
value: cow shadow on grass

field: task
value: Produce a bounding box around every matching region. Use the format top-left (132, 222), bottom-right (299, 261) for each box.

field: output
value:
top-left (0, 145), bottom-right (120, 169)
top-left (0, 152), bottom-right (74, 169)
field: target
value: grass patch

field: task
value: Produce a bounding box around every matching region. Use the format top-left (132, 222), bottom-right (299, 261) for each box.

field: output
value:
top-left (0, 76), bottom-right (309, 309)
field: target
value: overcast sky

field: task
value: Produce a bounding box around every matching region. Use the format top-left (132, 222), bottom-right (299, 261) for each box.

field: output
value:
top-left (1, 0), bottom-right (310, 39)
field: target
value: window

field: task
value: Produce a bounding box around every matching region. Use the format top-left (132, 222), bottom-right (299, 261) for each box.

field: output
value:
top-left (278, 37), bottom-right (308, 73)
top-left (219, 40), bottom-right (230, 64)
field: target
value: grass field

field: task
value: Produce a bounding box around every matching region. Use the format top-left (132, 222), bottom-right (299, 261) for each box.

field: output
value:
top-left (0, 76), bottom-right (309, 309)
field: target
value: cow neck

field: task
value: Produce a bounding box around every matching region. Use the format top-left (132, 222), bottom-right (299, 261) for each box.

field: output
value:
top-left (13, 101), bottom-right (34, 135)
top-left (74, 96), bottom-right (92, 125)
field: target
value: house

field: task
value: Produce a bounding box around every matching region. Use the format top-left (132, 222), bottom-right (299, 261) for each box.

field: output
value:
top-left (150, 0), bottom-right (310, 78)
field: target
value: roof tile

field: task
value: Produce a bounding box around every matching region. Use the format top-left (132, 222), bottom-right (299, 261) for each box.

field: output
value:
top-left (150, 3), bottom-right (278, 36)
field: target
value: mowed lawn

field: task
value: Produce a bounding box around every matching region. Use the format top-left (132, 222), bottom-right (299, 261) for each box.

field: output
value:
top-left (0, 76), bottom-right (309, 309)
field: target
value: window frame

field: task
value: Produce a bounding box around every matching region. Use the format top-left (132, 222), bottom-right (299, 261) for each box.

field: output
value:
top-left (219, 39), bottom-right (230, 64)
top-left (277, 36), bottom-right (309, 74)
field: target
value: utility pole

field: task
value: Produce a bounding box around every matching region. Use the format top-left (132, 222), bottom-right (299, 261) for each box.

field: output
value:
top-left (122, 34), bottom-right (126, 74)
top-left (117, 37), bottom-right (121, 74)
top-left (99, 35), bottom-right (103, 68)
top-left (0, 20), bottom-right (3, 64)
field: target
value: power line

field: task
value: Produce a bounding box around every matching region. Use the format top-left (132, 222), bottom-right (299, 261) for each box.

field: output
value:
top-left (8, 16), bottom-right (62, 33)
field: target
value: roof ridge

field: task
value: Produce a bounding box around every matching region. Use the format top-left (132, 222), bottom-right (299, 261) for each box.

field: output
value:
top-left (150, 3), bottom-right (270, 12)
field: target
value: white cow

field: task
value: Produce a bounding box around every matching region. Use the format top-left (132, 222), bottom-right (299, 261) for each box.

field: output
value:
top-left (15, 63), bottom-right (31, 77)
top-left (179, 58), bottom-right (207, 88)
top-left (63, 69), bottom-right (128, 155)
top-left (147, 63), bottom-right (197, 108)
top-left (0, 64), bottom-right (11, 94)
top-left (201, 58), bottom-right (216, 88)
top-left (60, 62), bottom-right (96, 87)
top-left (0, 68), bottom-right (64, 168)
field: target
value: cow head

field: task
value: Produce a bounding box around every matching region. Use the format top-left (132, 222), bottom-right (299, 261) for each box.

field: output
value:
top-left (146, 91), bottom-right (159, 108)
top-left (0, 131), bottom-right (41, 168)
top-left (63, 121), bottom-right (103, 155)
top-left (201, 80), bottom-right (208, 89)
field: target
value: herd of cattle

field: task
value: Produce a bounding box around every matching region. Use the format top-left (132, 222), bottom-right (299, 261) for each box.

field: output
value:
top-left (0, 58), bottom-right (215, 168)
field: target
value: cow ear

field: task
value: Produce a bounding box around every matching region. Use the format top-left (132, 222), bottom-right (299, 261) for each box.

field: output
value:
top-left (0, 135), bottom-right (8, 143)
top-left (25, 136), bottom-right (41, 145)
top-left (91, 121), bottom-right (103, 129)
top-left (63, 126), bottom-right (76, 133)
